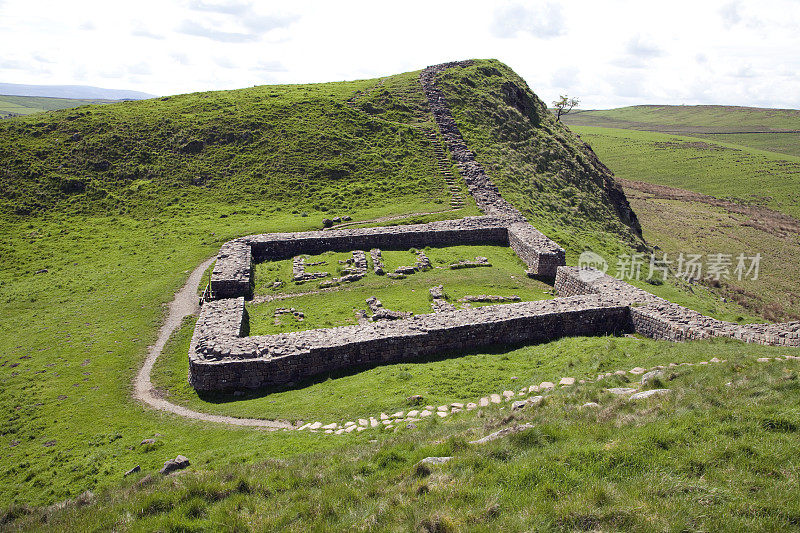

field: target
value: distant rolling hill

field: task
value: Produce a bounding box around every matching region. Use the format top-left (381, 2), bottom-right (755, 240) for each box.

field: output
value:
top-left (0, 82), bottom-right (155, 100)
top-left (562, 104), bottom-right (800, 157)
top-left (0, 83), bottom-right (156, 118)
top-left (0, 94), bottom-right (118, 118)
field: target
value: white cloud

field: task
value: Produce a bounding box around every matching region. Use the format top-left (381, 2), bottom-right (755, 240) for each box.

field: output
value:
top-left (719, 1), bottom-right (743, 27)
top-left (0, 0), bottom-right (796, 109)
top-left (491, 2), bottom-right (565, 39)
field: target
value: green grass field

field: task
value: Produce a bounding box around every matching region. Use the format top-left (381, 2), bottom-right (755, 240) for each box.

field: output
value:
top-left (2, 60), bottom-right (799, 529)
top-left (570, 126), bottom-right (800, 219)
top-left (563, 105), bottom-right (800, 157)
top-left (566, 106), bottom-right (800, 321)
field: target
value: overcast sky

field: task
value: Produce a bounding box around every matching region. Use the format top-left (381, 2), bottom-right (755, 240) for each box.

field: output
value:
top-left (1, 0), bottom-right (798, 109)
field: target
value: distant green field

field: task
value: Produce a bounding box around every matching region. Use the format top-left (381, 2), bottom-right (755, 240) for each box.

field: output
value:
top-left (0, 94), bottom-right (115, 118)
top-left (563, 105), bottom-right (800, 157)
top-left (572, 126), bottom-right (800, 219)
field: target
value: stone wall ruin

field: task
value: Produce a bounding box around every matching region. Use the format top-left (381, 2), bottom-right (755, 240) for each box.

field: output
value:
top-left (188, 61), bottom-right (798, 392)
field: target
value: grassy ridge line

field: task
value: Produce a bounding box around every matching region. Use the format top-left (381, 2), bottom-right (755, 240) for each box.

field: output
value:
top-left (563, 105), bottom-right (800, 133)
top-left (0, 73), bottom-right (450, 217)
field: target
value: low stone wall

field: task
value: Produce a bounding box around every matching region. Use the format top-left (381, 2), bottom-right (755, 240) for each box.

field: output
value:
top-left (555, 266), bottom-right (800, 347)
top-left (507, 223), bottom-right (565, 277)
top-left (189, 295), bottom-right (632, 391)
top-left (190, 61), bottom-right (798, 393)
top-left (210, 240), bottom-right (252, 299)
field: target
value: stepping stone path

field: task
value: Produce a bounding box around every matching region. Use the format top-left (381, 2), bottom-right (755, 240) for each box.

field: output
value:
top-left (292, 355), bottom-right (798, 438)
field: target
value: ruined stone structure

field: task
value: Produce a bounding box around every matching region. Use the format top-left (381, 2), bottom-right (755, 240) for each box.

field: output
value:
top-left (190, 266), bottom-right (799, 391)
top-left (188, 61), bottom-right (799, 392)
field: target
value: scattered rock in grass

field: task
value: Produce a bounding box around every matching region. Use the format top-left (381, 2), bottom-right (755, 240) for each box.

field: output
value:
top-left (640, 370), bottom-right (664, 386)
top-left (35, 268), bottom-right (48, 274)
top-left (419, 456), bottom-right (452, 466)
top-left (539, 381), bottom-right (555, 391)
top-left (630, 367), bottom-right (647, 375)
top-left (124, 465), bottom-right (141, 477)
top-left (757, 357), bottom-right (771, 363)
top-left (470, 423), bottom-right (535, 444)
top-left (629, 389), bottom-right (671, 401)
top-left (322, 218), bottom-right (333, 228)
top-left (140, 438), bottom-right (156, 445)
top-left (160, 455), bottom-right (190, 475)
top-left (582, 402), bottom-right (600, 409)
top-left (511, 400), bottom-right (527, 410)
top-left (407, 394), bottom-right (423, 405)
top-left (406, 423), bottom-right (417, 430)
top-left (559, 377), bottom-right (575, 386)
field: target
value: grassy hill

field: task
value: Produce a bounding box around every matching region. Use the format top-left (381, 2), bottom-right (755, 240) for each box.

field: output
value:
top-left (0, 95), bottom-right (118, 119)
top-left (563, 105), bottom-right (800, 157)
top-left (1, 61), bottom-right (798, 530)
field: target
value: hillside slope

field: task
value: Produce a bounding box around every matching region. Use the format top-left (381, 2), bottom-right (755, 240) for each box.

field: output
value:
top-left (0, 59), bottom-right (653, 510)
top-left (434, 61), bottom-right (642, 257)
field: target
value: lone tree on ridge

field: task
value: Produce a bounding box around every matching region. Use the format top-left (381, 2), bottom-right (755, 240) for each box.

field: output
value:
top-left (552, 95), bottom-right (580, 122)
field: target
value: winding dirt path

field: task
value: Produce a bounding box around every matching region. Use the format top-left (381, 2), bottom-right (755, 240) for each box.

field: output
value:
top-left (132, 256), bottom-right (294, 429)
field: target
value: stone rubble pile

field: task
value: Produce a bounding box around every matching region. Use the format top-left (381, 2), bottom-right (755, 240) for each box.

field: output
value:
top-left (366, 296), bottom-right (412, 321)
top-left (291, 257), bottom-right (329, 283)
top-left (459, 295), bottom-right (521, 303)
top-left (370, 249), bottom-right (385, 275)
top-left (449, 256), bottom-right (490, 269)
top-left (274, 308), bottom-right (304, 323)
top-left (430, 285), bottom-right (456, 313)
